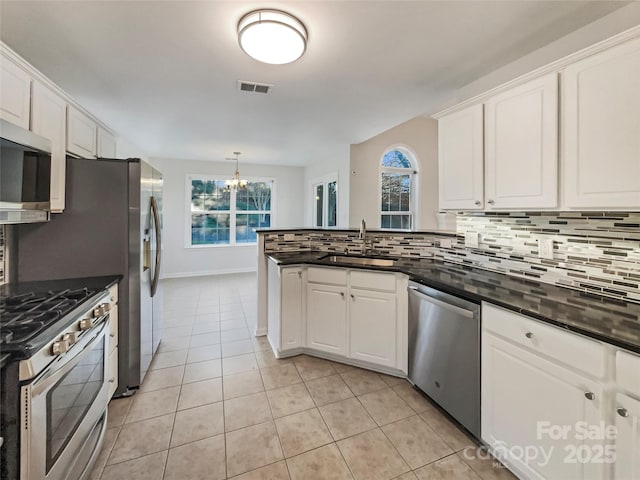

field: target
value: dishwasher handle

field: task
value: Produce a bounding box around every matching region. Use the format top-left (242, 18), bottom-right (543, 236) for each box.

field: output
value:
top-left (408, 286), bottom-right (476, 319)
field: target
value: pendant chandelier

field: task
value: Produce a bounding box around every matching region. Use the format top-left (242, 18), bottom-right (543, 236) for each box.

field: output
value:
top-left (225, 152), bottom-right (248, 190)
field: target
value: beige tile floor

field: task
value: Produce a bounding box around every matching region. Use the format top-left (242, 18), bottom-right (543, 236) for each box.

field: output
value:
top-left (89, 273), bottom-right (516, 480)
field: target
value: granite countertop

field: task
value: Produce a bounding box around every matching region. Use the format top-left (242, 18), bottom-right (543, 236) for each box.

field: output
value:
top-left (0, 275), bottom-right (121, 297)
top-left (267, 251), bottom-right (640, 354)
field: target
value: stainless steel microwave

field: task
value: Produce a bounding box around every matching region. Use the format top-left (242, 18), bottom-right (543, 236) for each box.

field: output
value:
top-left (0, 119), bottom-right (52, 224)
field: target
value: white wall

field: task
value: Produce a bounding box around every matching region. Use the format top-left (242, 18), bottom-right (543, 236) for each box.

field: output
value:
top-left (152, 157), bottom-right (304, 278)
top-left (302, 145), bottom-right (351, 228)
top-left (349, 116), bottom-right (439, 230)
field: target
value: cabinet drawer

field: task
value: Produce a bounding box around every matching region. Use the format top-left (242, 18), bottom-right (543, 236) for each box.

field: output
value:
top-left (350, 270), bottom-right (396, 292)
top-left (482, 303), bottom-right (605, 378)
top-left (616, 350), bottom-right (640, 396)
top-left (307, 266), bottom-right (347, 285)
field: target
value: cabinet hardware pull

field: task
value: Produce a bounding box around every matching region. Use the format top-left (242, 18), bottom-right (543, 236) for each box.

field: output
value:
top-left (584, 392), bottom-right (595, 401)
top-left (617, 407), bottom-right (629, 418)
top-left (475, 201), bottom-right (481, 206)
top-left (525, 332), bottom-right (534, 339)
top-left (488, 199), bottom-right (495, 205)
top-left (110, 334), bottom-right (115, 338)
top-left (340, 292), bottom-right (345, 298)
top-left (297, 272), bottom-right (302, 278)
top-left (350, 294), bottom-right (355, 299)
top-left (109, 378), bottom-right (116, 383)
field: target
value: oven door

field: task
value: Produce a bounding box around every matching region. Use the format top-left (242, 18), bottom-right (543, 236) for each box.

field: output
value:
top-left (21, 321), bottom-right (109, 480)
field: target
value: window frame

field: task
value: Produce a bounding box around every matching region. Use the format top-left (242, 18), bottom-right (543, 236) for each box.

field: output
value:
top-left (185, 173), bottom-right (276, 248)
top-left (310, 172), bottom-right (338, 228)
top-left (378, 145), bottom-right (419, 230)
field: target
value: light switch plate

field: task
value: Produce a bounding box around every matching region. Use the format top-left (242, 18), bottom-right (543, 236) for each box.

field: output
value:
top-left (539, 238), bottom-right (554, 259)
top-left (284, 233), bottom-right (295, 241)
top-left (464, 232), bottom-right (479, 248)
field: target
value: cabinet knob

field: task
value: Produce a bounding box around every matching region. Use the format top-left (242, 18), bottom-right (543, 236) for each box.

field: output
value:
top-left (584, 392), bottom-right (595, 401)
top-left (474, 201), bottom-right (481, 206)
top-left (109, 377), bottom-right (116, 383)
top-left (617, 407), bottom-right (629, 418)
top-left (487, 199), bottom-right (495, 205)
top-left (110, 333), bottom-right (115, 338)
top-left (297, 271), bottom-right (302, 278)
top-left (350, 294), bottom-right (355, 299)
top-left (340, 292), bottom-right (345, 298)
top-left (525, 332), bottom-right (534, 339)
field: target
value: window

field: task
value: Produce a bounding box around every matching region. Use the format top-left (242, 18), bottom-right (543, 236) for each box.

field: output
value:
top-left (188, 176), bottom-right (273, 246)
top-left (312, 175), bottom-right (338, 227)
top-left (380, 148), bottom-right (417, 229)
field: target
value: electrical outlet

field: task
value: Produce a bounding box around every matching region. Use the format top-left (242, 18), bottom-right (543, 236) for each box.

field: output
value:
top-left (539, 238), bottom-right (554, 259)
top-left (440, 238), bottom-right (452, 249)
top-left (464, 232), bottom-right (479, 248)
top-left (284, 233), bottom-right (295, 241)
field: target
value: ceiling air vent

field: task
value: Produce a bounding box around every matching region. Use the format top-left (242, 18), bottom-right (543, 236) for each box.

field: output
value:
top-left (237, 80), bottom-right (273, 94)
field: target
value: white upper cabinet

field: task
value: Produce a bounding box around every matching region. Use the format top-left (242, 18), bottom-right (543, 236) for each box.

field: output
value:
top-left (67, 105), bottom-right (97, 158)
top-left (0, 55), bottom-right (31, 129)
top-left (485, 73), bottom-right (558, 209)
top-left (97, 126), bottom-right (117, 158)
top-left (562, 37), bottom-right (640, 209)
top-left (31, 81), bottom-right (67, 212)
top-left (438, 104), bottom-right (484, 210)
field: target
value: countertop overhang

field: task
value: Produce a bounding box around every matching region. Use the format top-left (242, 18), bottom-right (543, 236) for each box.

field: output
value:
top-left (267, 251), bottom-right (640, 354)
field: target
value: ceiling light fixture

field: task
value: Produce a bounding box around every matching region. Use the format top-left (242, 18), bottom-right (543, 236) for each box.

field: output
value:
top-left (237, 9), bottom-right (307, 65)
top-left (225, 152), bottom-right (248, 190)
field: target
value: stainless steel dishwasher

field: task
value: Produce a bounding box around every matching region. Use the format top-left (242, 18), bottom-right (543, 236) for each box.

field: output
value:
top-left (408, 281), bottom-right (481, 439)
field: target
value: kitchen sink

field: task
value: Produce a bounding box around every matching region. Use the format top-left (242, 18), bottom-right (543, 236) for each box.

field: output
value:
top-left (322, 255), bottom-right (397, 267)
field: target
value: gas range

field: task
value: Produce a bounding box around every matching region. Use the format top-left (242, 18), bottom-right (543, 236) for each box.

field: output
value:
top-left (0, 277), bottom-right (118, 480)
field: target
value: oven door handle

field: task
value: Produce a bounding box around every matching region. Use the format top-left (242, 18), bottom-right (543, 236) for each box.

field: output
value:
top-left (30, 321), bottom-right (108, 397)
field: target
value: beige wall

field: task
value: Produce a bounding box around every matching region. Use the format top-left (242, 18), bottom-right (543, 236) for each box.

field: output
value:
top-left (349, 116), bottom-right (439, 230)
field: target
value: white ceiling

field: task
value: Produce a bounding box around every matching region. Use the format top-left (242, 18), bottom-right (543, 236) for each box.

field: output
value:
top-left (0, 1), bottom-right (630, 166)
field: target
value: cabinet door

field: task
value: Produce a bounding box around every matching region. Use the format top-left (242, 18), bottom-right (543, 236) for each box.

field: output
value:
top-left (438, 104), bottom-right (484, 210)
top-left (0, 56), bottom-right (31, 129)
top-left (306, 283), bottom-right (347, 356)
top-left (32, 82), bottom-right (67, 212)
top-left (614, 393), bottom-right (640, 480)
top-left (67, 105), bottom-right (97, 158)
top-left (281, 267), bottom-right (303, 350)
top-left (108, 346), bottom-right (118, 399)
top-left (482, 332), bottom-right (605, 480)
top-left (562, 37), bottom-right (640, 208)
top-left (485, 73), bottom-right (558, 209)
top-left (97, 127), bottom-right (117, 158)
top-left (349, 288), bottom-right (396, 367)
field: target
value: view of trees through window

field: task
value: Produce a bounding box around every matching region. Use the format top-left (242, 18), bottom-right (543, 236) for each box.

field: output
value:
top-left (190, 178), bottom-right (272, 245)
top-left (380, 149), bottom-right (414, 229)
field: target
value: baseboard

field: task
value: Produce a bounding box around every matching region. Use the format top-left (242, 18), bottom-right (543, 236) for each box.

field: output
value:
top-left (161, 267), bottom-right (256, 279)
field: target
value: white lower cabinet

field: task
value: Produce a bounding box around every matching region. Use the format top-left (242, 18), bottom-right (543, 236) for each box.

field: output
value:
top-left (349, 288), bottom-right (396, 367)
top-left (306, 283), bottom-right (348, 356)
top-left (613, 393), bottom-right (640, 480)
top-left (267, 262), bottom-right (407, 373)
top-left (482, 331), bottom-right (605, 480)
top-left (482, 302), bottom-right (640, 480)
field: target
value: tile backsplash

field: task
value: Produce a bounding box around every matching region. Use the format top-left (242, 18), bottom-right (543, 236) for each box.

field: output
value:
top-left (262, 211), bottom-right (640, 303)
top-left (449, 212), bottom-right (640, 302)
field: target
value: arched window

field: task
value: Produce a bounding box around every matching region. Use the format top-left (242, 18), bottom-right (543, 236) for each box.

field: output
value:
top-left (380, 148), bottom-right (417, 229)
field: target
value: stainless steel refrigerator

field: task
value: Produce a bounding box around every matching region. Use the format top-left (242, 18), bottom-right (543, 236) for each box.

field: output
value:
top-left (16, 157), bottom-right (163, 396)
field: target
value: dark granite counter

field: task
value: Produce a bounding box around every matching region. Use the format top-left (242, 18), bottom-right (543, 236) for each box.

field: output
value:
top-left (0, 275), bottom-right (121, 297)
top-left (267, 252), bottom-right (640, 354)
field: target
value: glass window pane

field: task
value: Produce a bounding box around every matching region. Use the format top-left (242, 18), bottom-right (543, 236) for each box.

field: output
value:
top-left (381, 215), bottom-right (390, 228)
top-left (315, 185), bottom-right (324, 227)
top-left (192, 180), bottom-right (229, 211)
top-left (237, 181), bottom-right (272, 211)
top-left (381, 150), bottom-right (412, 168)
top-left (191, 213), bottom-right (230, 245)
top-left (236, 213), bottom-right (270, 243)
top-left (327, 181), bottom-right (337, 227)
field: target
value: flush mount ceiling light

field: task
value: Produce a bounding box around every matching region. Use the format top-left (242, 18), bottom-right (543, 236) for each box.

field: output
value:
top-left (237, 9), bottom-right (307, 65)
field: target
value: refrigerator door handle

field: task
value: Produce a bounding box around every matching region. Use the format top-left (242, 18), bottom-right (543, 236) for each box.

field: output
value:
top-left (150, 195), bottom-right (161, 297)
